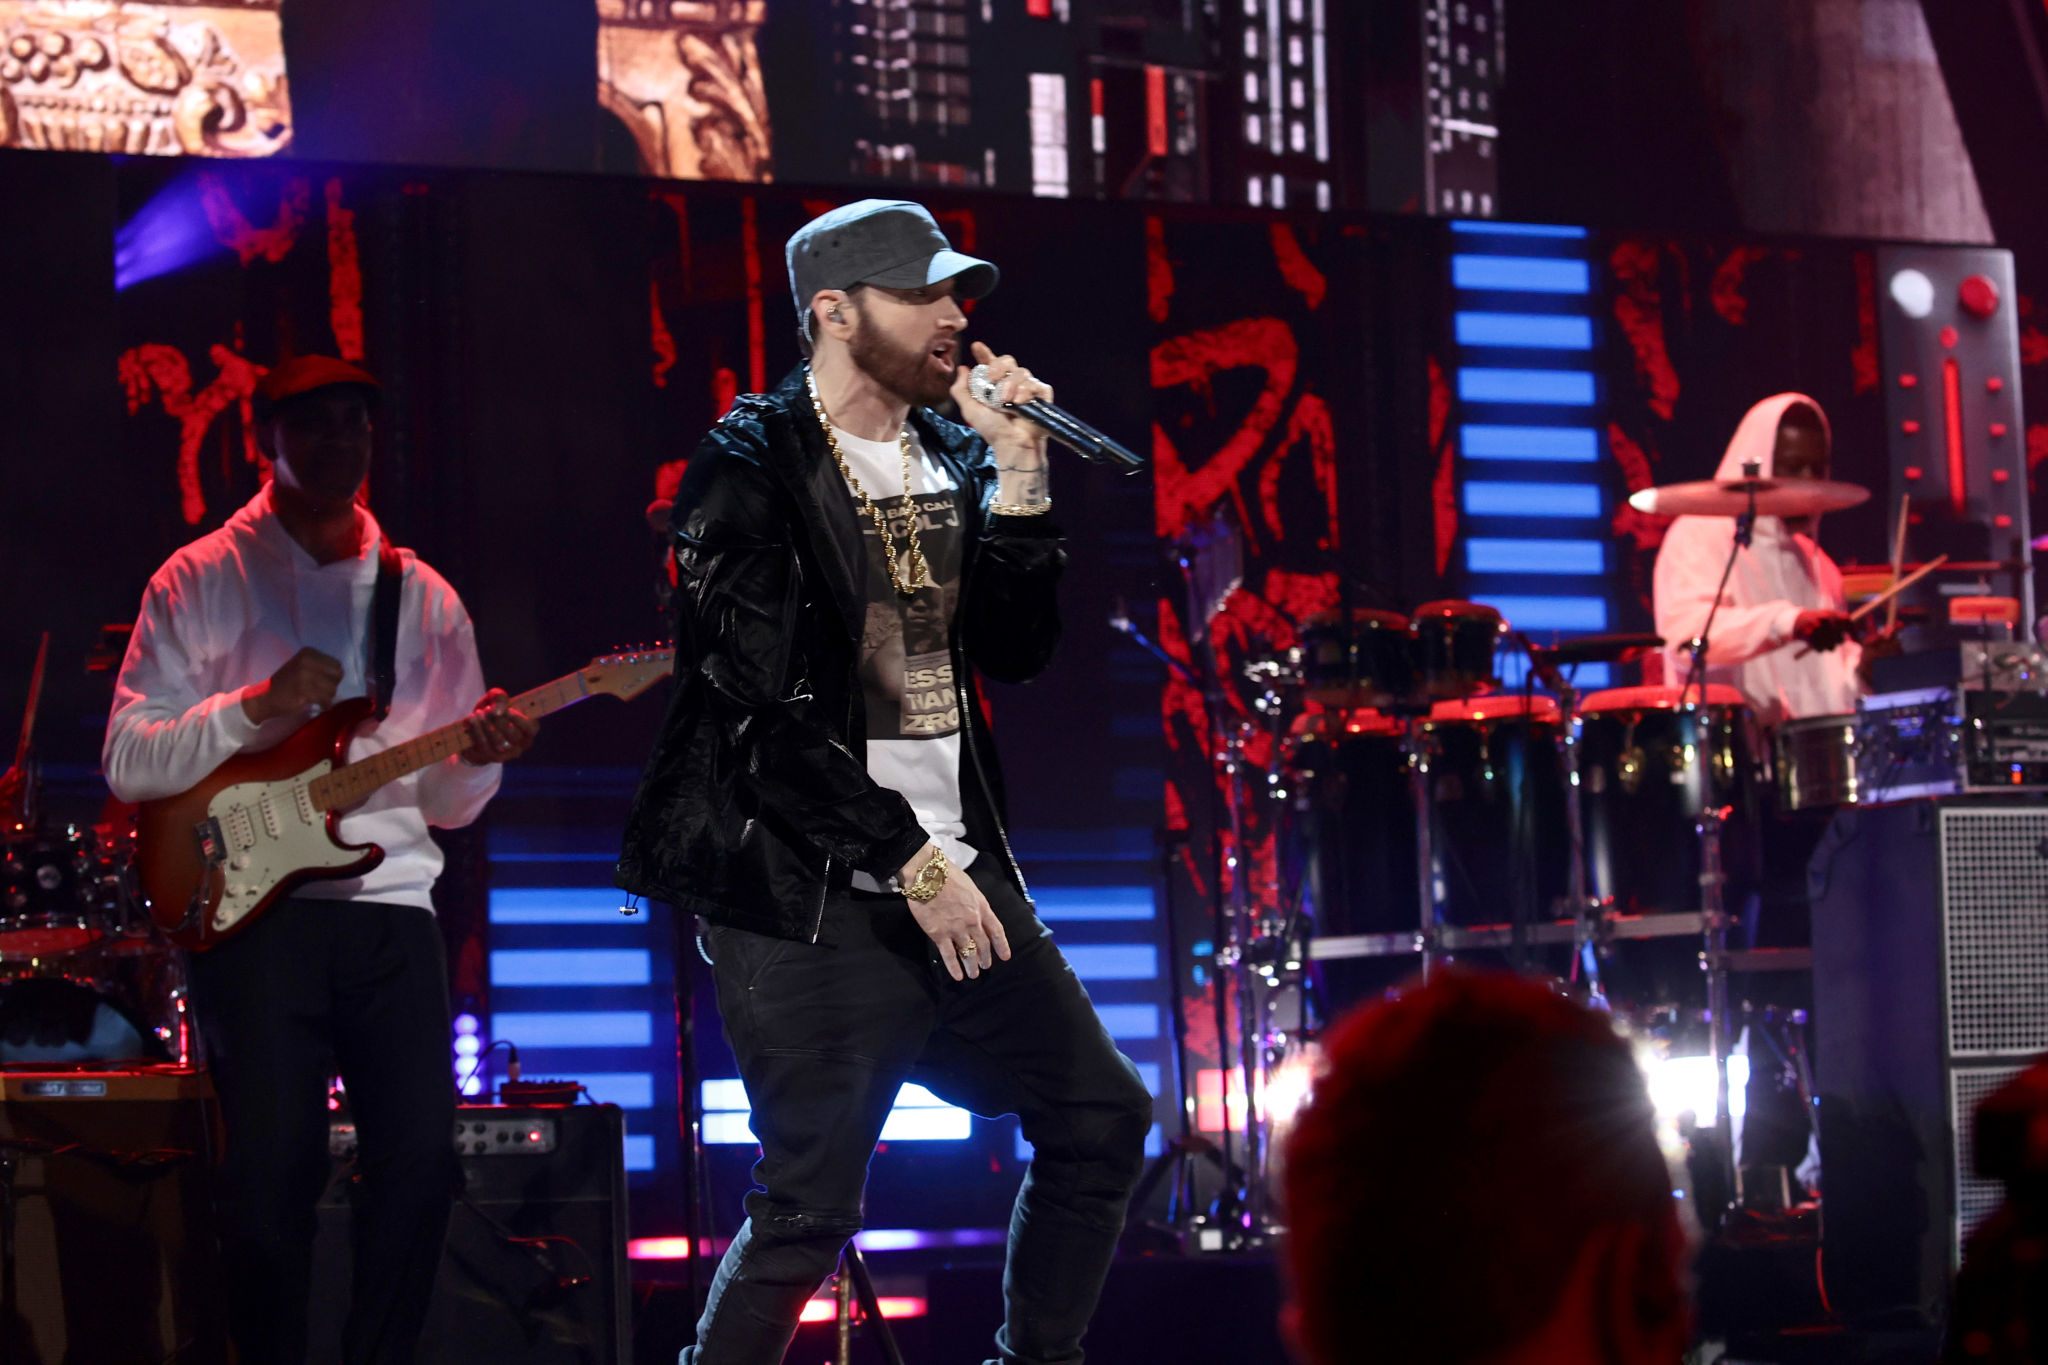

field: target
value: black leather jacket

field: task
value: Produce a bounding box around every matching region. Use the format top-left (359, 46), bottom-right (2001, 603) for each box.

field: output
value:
top-left (614, 366), bottom-right (1065, 942)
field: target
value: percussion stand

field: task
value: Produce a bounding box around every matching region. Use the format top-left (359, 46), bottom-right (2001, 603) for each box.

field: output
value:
top-left (1556, 677), bottom-right (1605, 1003)
top-left (1680, 462), bottom-right (1761, 1204)
top-left (1406, 710), bottom-right (1440, 981)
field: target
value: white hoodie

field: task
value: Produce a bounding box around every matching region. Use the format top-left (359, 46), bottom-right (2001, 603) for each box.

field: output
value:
top-left (104, 485), bottom-right (501, 911)
top-left (1652, 392), bottom-right (1862, 727)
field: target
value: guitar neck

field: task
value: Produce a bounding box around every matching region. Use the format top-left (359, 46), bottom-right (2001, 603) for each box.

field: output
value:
top-left (308, 672), bottom-right (590, 812)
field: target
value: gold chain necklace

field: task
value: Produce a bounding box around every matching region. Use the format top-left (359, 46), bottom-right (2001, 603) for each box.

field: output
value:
top-left (807, 367), bottom-right (929, 596)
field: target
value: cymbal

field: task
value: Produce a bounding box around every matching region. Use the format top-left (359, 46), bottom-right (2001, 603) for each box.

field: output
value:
top-left (1628, 477), bottom-right (1871, 519)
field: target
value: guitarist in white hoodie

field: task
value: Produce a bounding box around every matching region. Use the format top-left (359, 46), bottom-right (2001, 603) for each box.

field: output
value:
top-left (103, 355), bottom-right (536, 1365)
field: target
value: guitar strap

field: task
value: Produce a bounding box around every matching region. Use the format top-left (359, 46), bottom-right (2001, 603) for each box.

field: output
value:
top-left (371, 538), bottom-right (404, 721)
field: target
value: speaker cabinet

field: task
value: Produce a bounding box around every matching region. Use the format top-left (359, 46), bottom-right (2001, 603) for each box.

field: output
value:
top-left (0, 1067), bottom-right (226, 1364)
top-left (1811, 800), bottom-right (2048, 1323)
top-left (308, 1103), bottom-right (632, 1364)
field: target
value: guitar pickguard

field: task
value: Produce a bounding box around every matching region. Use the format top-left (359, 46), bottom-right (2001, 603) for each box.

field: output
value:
top-left (203, 761), bottom-right (354, 933)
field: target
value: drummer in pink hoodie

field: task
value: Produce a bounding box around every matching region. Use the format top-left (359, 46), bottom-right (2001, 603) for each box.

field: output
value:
top-left (1652, 393), bottom-right (1882, 727)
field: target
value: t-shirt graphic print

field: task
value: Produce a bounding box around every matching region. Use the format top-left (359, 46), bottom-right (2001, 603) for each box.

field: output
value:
top-left (830, 422), bottom-right (979, 888)
top-left (858, 487), bottom-right (962, 742)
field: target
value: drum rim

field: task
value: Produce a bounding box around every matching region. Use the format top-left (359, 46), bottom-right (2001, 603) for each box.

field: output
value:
top-left (1578, 683), bottom-right (1751, 713)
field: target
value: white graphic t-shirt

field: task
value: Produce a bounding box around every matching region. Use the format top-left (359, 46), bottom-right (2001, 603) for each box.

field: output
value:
top-left (832, 423), bottom-right (979, 892)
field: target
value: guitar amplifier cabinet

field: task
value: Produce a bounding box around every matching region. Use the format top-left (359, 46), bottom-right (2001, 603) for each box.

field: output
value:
top-left (0, 1067), bottom-right (227, 1364)
top-left (308, 1103), bottom-right (632, 1365)
top-left (1811, 800), bottom-right (2048, 1323)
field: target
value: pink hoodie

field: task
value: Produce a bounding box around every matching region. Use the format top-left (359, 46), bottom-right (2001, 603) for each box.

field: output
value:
top-left (1650, 393), bottom-right (1863, 726)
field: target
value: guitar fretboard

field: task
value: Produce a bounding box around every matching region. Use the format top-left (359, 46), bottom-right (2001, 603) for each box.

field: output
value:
top-left (307, 672), bottom-right (590, 812)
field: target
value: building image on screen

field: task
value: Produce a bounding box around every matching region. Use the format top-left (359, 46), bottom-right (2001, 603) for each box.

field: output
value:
top-left (0, 0), bottom-right (289, 156)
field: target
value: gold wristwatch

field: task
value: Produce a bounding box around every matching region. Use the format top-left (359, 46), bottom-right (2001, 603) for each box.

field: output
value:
top-left (902, 846), bottom-right (949, 902)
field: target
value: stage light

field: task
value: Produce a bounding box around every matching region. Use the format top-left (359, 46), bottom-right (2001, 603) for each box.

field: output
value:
top-left (1262, 1042), bottom-right (1322, 1137)
top-left (1643, 1050), bottom-right (1748, 1130)
top-left (798, 1296), bottom-right (927, 1323)
top-left (453, 1013), bottom-right (479, 1035)
top-left (114, 171), bottom-right (223, 292)
top-left (454, 1034), bottom-right (482, 1057)
top-left (1889, 268), bottom-right (1936, 320)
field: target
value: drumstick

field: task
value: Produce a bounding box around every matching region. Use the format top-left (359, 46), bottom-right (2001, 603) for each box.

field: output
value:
top-left (1886, 495), bottom-right (1910, 633)
top-left (1850, 553), bottom-right (1948, 623)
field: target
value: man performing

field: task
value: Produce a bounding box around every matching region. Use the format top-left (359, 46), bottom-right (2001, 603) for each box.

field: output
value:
top-left (1653, 392), bottom-right (1871, 725)
top-left (616, 200), bottom-right (1152, 1365)
top-left (103, 356), bottom-right (538, 1364)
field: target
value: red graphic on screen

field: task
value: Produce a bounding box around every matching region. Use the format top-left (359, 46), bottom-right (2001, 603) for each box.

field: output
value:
top-left (325, 180), bottom-right (364, 363)
top-left (650, 277), bottom-right (677, 389)
top-left (120, 342), bottom-right (267, 525)
top-left (202, 173), bottom-right (309, 266)
top-left (1146, 216), bottom-right (1175, 324)
top-left (1270, 224), bottom-right (1326, 310)
top-left (1150, 317), bottom-right (1298, 540)
top-left (1610, 239), bottom-right (1680, 420)
top-left (1259, 390), bottom-right (1338, 547)
top-left (1709, 245), bottom-right (1770, 326)
top-left (1608, 422), bottom-right (1671, 554)
top-left (740, 196), bottom-right (766, 393)
top-left (1263, 568), bottom-right (1340, 624)
top-left (1428, 353), bottom-right (1456, 574)
top-left (1851, 251), bottom-right (1879, 395)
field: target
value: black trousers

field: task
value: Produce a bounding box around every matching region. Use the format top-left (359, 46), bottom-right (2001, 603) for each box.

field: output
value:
top-left (190, 897), bottom-right (458, 1365)
top-left (688, 857), bottom-right (1153, 1365)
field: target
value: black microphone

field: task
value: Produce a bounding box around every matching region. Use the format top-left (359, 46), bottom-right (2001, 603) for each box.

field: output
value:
top-left (968, 365), bottom-right (1145, 472)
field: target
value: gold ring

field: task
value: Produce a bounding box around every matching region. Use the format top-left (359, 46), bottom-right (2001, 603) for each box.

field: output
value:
top-left (964, 940), bottom-right (977, 955)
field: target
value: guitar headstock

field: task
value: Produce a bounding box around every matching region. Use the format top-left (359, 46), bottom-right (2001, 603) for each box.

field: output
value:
top-left (580, 644), bottom-right (676, 701)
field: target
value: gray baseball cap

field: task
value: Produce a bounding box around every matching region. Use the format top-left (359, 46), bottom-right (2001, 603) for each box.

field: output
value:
top-left (787, 199), bottom-right (999, 342)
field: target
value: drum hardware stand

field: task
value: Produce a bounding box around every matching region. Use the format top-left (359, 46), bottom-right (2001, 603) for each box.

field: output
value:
top-left (1521, 638), bottom-right (1608, 1004)
top-left (0, 632), bottom-right (48, 833)
top-left (0, 1145), bottom-right (16, 1342)
top-left (1121, 824), bottom-right (1206, 1240)
top-left (1405, 716), bottom-right (1443, 980)
top-left (830, 1243), bottom-right (906, 1365)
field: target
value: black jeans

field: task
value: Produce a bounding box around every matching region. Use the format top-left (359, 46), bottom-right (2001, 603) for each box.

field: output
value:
top-left (687, 857), bottom-right (1152, 1365)
top-left (190, 897), bottom-right (458, 1365)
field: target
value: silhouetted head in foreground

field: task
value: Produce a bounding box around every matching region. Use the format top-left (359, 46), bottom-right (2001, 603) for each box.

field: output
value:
top-left (1282, 970), bottom-right (1691, 1365)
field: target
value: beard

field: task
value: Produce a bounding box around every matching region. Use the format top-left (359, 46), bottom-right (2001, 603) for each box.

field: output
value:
top-left (847, 318), bottom-right (954, 407)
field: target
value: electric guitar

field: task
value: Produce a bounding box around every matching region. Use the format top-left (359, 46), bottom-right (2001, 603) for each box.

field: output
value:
top-left (135, 645), bottom-right (674, 951)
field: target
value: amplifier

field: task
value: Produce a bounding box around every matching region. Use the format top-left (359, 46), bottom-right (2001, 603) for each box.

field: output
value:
top-left (1860, 646), bottom-right (2048, 797)
top-left (1811, 800), bottom-right (2048, 1323)
top-left (0, 1066), bottom-right (227, 1364)
top-left (308, 1103), bottom-right (632, 1365)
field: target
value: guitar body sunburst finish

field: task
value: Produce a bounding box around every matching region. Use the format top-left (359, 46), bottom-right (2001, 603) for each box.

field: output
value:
top-left (135, 698), bottom-right (382, 951)
top-left (131, 644), bottom-right (674, 952)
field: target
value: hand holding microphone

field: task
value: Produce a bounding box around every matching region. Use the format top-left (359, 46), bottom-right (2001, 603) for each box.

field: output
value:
top-left (955, 339), bottom-right (1145, 472)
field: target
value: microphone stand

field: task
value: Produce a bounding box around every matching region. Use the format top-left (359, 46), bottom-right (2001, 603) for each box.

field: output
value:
top-left (1678, 462), bottom-right (1758, 1220)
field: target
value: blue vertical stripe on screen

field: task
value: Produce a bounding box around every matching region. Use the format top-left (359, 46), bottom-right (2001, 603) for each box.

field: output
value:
top-left (489, 949), bottom-right (652, 987)
top-left (1462, 482), bottom-right (1602, 518)
top-left (1460, 425), bottom-right (1599, 462)
top-left (1465, 538), bottom-right (1606, 575)
top-left (1450, 221), bottom-right (1590, 239)
top-left (1457, 368), bottom-right (1596, 405)
top-left (489, 1012), bottom-right (654, 1049)
top-left (1454, 312), bottom-right (1594, 350)
top-left (1451, 255), bottom-right (1592, 293)
top-left (1472, 595), bottom-right (1611, 632)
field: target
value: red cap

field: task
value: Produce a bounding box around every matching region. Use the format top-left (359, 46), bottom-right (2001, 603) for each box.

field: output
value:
top-left (255, 355), bottom-right (380, 409)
